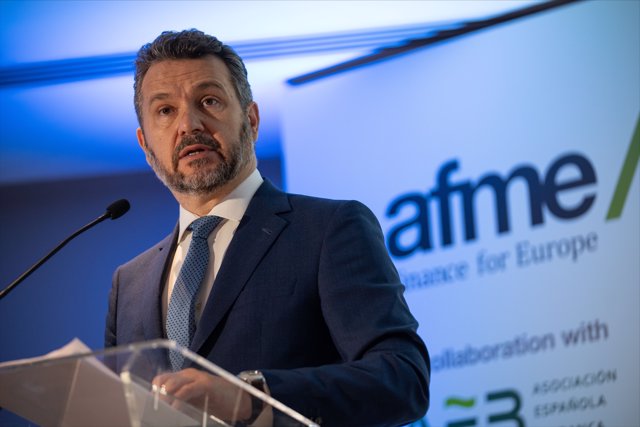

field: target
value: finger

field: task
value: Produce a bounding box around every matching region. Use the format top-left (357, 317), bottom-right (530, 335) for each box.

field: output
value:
top-left (152, 371), bottom-right (178, 388)
top-left (152, 374), bottom-right (170, 396)
top-left (171, 370), bottom-right (215, 402)
top-left (176, 368), bottom-right (200, 379)
top-left (153, 367), bottom-right (198, 383)
top-left (171, 380), bottom-right (207, 403)
top-left (151, 382), bottom-right (168, 396)
top-left (161, 373), bottom-right (194, 396)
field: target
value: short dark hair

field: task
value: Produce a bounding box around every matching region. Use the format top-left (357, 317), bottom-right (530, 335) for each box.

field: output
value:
top-left (134, 29), bottom-right (253, 125)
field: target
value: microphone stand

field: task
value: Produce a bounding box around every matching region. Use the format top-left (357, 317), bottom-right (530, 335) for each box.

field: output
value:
top-left (0, 199), bottom-right (129, 300)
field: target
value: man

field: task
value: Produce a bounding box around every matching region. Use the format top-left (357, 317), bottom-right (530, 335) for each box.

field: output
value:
top-left (105, 29), bottom-right (429, 426)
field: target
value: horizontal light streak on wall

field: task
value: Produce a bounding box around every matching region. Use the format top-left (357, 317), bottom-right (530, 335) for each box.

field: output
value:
top-left (0, 22), bottom-right (452, 88)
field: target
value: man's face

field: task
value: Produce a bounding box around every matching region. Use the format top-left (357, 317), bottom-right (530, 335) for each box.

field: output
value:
top-left (136, 56), bottom-right (259, 195)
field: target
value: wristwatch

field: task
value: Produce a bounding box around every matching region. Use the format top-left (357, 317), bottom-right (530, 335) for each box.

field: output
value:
top-left (238, 370), bottom-right (268, 425)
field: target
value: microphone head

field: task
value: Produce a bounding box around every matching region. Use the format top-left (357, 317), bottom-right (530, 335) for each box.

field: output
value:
top-left (106, 199), bottom-right (130, 220)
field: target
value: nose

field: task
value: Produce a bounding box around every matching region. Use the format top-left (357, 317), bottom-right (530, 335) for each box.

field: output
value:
top-left (178, 106), bottom-right (204, 136)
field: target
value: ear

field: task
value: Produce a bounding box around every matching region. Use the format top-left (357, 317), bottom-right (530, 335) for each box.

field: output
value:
top-left (136, 127), bottom-right (146, 151)
top-left (247, 102), bottom-right (260, 141)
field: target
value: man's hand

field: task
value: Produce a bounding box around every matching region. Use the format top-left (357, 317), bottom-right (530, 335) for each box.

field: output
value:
top-left (152, 368), bottom-right (252, 421)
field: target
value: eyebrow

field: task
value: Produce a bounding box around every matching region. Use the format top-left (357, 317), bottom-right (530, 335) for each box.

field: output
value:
top-left (146, 80), bottom-right (228, 106)
top-left (195, 80), bottom-right (227, 93)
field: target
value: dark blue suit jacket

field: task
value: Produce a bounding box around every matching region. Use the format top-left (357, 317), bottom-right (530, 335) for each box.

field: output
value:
top-left (105, 179), bottom-right (430, 426)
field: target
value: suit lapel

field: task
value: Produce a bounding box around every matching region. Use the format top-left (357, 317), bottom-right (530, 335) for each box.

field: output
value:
top-left (191, 180), bottom-right (291, 353)
top-left (141, 227), bottom-right (178, 342)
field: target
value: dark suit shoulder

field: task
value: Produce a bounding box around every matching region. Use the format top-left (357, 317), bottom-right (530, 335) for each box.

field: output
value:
top-left (265, 180), bottom-right (373, 216)
top-left (251, 179), bottom-right (377, 226)
top-left (286, 192), bottom-right (380, 227)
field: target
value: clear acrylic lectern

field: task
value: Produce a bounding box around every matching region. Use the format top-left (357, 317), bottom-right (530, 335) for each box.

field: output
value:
top-left (0, 339), bottom-right (319, 427)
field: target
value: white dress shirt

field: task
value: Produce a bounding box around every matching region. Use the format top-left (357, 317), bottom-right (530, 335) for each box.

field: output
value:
top-left (163, 169), bottom-right (264, 332)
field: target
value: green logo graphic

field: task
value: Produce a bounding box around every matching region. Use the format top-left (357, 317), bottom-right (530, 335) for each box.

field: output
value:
top-left (445, 397), bottom-right (476, 408)
top-left (607, 115), bottom-right (640, 220)
top-left (437, 390), bottom-right (525, 427)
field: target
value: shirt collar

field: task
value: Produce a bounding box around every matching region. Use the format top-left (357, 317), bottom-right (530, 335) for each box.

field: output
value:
top-left (177, 169), bottom-right (264, 242)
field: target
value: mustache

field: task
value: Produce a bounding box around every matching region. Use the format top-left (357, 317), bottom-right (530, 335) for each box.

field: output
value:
top-left (172, 133), bottom-right (223, 165)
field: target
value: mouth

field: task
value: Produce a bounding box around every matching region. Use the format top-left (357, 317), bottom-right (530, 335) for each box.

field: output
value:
top-left (178, 144), bottom-right (215, 160)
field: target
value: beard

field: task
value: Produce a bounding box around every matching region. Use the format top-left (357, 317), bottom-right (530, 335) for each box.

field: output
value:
top-left (145, 119), bottom-right (254, 195)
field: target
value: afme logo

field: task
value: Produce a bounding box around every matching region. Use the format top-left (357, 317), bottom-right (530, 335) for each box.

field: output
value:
top-left (385, 118), bottom-right (640, 259)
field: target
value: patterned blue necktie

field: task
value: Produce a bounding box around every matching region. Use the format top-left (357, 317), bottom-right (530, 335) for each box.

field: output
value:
top-left (167, 215), bottom-right (222, 371)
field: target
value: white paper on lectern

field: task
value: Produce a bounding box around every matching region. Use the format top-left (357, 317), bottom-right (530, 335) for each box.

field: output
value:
top-left (0, 337), bottom-right (92, 368)
top-left (0, 338), bottom-right (201, 427)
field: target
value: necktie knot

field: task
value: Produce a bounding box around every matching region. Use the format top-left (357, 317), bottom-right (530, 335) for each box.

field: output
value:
top-left (189, 215), bottom-right (223, 239)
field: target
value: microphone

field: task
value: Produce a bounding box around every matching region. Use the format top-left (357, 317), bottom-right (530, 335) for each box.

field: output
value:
top-left (0, 199), bottom-right (130, 300)
top-left (105, 199), bottom-right (130, 220)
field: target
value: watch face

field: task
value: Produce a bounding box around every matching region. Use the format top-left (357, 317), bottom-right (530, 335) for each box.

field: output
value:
top-left (240, 370), bottom-right (266, 392)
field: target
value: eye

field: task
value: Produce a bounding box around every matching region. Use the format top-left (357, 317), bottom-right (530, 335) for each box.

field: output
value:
top-left (158, 106), bottom-right (174, 116)
top-left (202, 97), bottom-right (220, 107)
